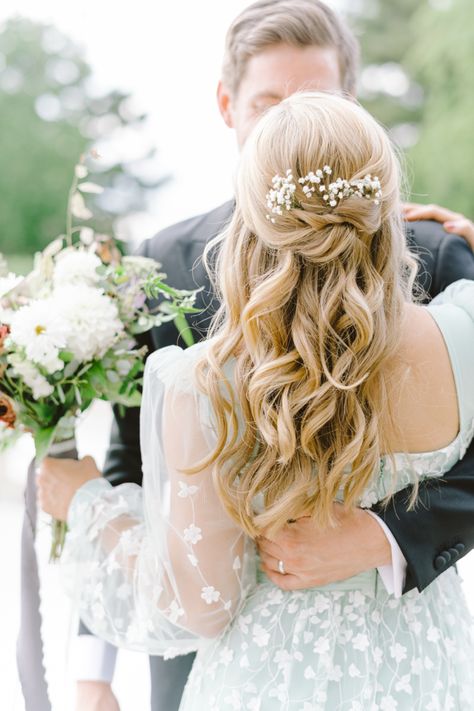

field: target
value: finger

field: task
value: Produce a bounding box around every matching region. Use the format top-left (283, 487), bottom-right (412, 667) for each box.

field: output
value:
top-left (260, 564), bottom-right (304, 591)
top-left (444, 218), bottom-right (474, 246)
top-left (258, 550), bottom-right (283, 573)
top-left (256, 536), bottom-right (283, 559)
top-left (401, 201), bottom-right (424, 214)
top-left (404, 204), bottom-right (462, 224)
top-left (36, 468), bottom-right (54, 490)
top-left (37, 489), bottom-right (50, 514)
top-left (36, 469), bottom-right (49, 490)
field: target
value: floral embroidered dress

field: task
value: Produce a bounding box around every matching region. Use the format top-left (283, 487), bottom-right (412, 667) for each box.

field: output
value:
top-left (64, 280), bottom-right (474, 711)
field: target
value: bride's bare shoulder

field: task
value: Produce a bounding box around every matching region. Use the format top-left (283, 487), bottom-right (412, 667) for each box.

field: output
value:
top-left (384, 302), bottom-right (459, 452)
top-left (398, 302), bottom-right (446, 357)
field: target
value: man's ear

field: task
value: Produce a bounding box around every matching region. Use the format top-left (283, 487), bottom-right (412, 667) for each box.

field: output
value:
top-left (217, 81), bottom-right (234, 128)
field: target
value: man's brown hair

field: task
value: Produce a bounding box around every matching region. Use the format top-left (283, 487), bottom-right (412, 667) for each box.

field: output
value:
top-left (222, 0), bottom-right (359, 95)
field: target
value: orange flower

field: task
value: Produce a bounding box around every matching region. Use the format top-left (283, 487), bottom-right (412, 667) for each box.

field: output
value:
top-left (0, 324), bottom-right (10, 354)
top-left (0, 394), bottom-right (16, 428)
top-left (95, 237), bottom-right (122, 266)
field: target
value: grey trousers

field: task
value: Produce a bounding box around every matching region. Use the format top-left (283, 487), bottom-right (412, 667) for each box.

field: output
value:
top-left (17, 459), bottom-right (52, 711)
top-left (149, 653), bottom-right (196, 711)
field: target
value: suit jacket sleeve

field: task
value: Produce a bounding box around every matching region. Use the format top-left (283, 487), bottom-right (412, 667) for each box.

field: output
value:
top-left (101, 238), bottom-right (153, 487)
top-left (372, 439), bottom-right (474, 593)
top-left (373, 221), bottom-right (474, 593)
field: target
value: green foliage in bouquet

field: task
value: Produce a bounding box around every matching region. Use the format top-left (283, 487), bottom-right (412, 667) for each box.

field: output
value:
top-left (0, 155), bottom-right (200, 557)
top-left (0, 155), bottom-right (200, 460)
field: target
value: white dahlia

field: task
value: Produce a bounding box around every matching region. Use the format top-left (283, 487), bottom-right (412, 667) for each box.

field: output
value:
top-left (54, 285), bottom-right (123, 361)
top-left (8, 300), bottom-right (67, 373)
top-left (53, 250), bottom-right (102, 288)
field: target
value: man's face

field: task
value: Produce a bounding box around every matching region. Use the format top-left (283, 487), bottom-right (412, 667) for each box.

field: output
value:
top-left (218, 43), bottom-right (343, 148)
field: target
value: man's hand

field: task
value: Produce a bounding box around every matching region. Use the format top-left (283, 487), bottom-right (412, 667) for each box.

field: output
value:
top-left (76, 681), bottom-right (120, 711)
top-left (257, 503), bottom-right (391, 591)
top-left (37, 455), bottom-right (101, 521)
top-left (402, 202), bottom-right (474, 252)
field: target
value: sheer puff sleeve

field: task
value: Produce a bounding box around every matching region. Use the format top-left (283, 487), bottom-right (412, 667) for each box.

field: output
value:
top-left (430, 278), bottom-right (474, 316)
top-left (429, 279), bottom-right (474, 451)
top-left (63, 344), bottom-right (257, 658)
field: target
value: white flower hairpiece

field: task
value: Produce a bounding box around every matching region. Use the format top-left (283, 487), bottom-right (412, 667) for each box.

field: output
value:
top-left (265, 165), bottom-right (382, 223)
top-left (265, 169), bottom-right (297, 221)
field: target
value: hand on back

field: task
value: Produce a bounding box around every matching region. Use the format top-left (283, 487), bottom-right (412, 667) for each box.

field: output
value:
top-left (403, 202), bottom-right (474, 252)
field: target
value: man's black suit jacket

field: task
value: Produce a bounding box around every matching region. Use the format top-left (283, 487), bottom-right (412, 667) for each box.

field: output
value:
top-left (103, 200), bottom-right (474, 594)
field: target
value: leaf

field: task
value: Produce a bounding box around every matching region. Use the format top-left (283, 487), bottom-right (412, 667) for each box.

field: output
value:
top-left (126, 360), bottom-right (144, 379)
top-left (112, 390), bottom-right (142, 407)
top-left (75, 362), bottom-right (94, 378)
top-left (28, 401), bottom-right (56, 425)
top-left (78, 182), bottom-right (104, 194)
top-left (174, 313), bottom-right (194, 347)
top-left (43, 238), bottom-right (64, 259)
top-left (59, 351), bottom-right (75, 363)
top-left (75, 164), bottom-right (88, 179)
top-left (79, 383), bottom-right (96, 403)
top-left (88, 362), bottom-right (108, 386)
top-left (56, 383), bottom-right (66, 404)
top-left (71, 193), bottom-right (92, 220)
top-left (34, 426), bottom-right (58, 462)
top-left (63, 360), bottom-right (80, 378)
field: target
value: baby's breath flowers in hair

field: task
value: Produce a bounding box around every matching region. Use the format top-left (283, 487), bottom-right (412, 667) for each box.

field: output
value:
top-left (266, 165), bottom-right (382, 222)
top-left (265, 169), bottom-right (297, 222)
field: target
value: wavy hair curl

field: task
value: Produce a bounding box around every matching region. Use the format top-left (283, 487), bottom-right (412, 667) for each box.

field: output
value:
top-left (193, 92), bottom-right (417, 537)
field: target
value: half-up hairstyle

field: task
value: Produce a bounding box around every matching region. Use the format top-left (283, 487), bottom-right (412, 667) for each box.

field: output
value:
top-left (193, 92), bottom-right (417, 538)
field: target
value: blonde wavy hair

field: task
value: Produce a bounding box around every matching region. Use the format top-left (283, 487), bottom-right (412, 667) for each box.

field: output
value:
top-left (194, 92), bottom-right (417, 538)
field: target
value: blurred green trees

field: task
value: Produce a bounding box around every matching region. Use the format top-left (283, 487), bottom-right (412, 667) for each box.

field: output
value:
top-left (0, 17), bottom-right (163, 267)
top-left (0, 4), bottom-right (472, 270)
top-left (353, 0), bottom-right (474, 215)
top-left (407, 0), bottom-right (474, 217)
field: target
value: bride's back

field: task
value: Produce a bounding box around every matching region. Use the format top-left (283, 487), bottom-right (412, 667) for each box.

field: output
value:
top-left (195, 91), bottom-right (463, 537)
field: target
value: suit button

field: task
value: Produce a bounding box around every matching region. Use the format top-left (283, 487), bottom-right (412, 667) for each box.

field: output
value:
top-left (455, 542), bottom-right (466, 555)
top-left (449, 547), bottom-right (460, 560)
top-left (434, 553), bottom-right (449, 570)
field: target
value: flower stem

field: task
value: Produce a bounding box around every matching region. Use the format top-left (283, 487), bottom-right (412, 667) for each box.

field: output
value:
top-left (66, 171), bottom-right (79, 247)
top-left (49, 519), bottom-right (68, 562)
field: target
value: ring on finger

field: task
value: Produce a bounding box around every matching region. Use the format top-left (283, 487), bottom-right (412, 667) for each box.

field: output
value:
top-left (278, 559), bottom-right (286, 575)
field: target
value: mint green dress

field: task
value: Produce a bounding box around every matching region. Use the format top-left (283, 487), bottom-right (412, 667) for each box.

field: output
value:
top-left (65, 280), bottom-right (474, 711)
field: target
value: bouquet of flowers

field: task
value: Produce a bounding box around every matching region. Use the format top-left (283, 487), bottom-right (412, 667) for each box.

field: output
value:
top-left (0, 156), bottom-right (200, 558)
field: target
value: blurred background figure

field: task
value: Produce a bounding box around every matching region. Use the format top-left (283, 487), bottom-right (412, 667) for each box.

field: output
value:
top-left (0, 1), bottom-right (473, 710)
